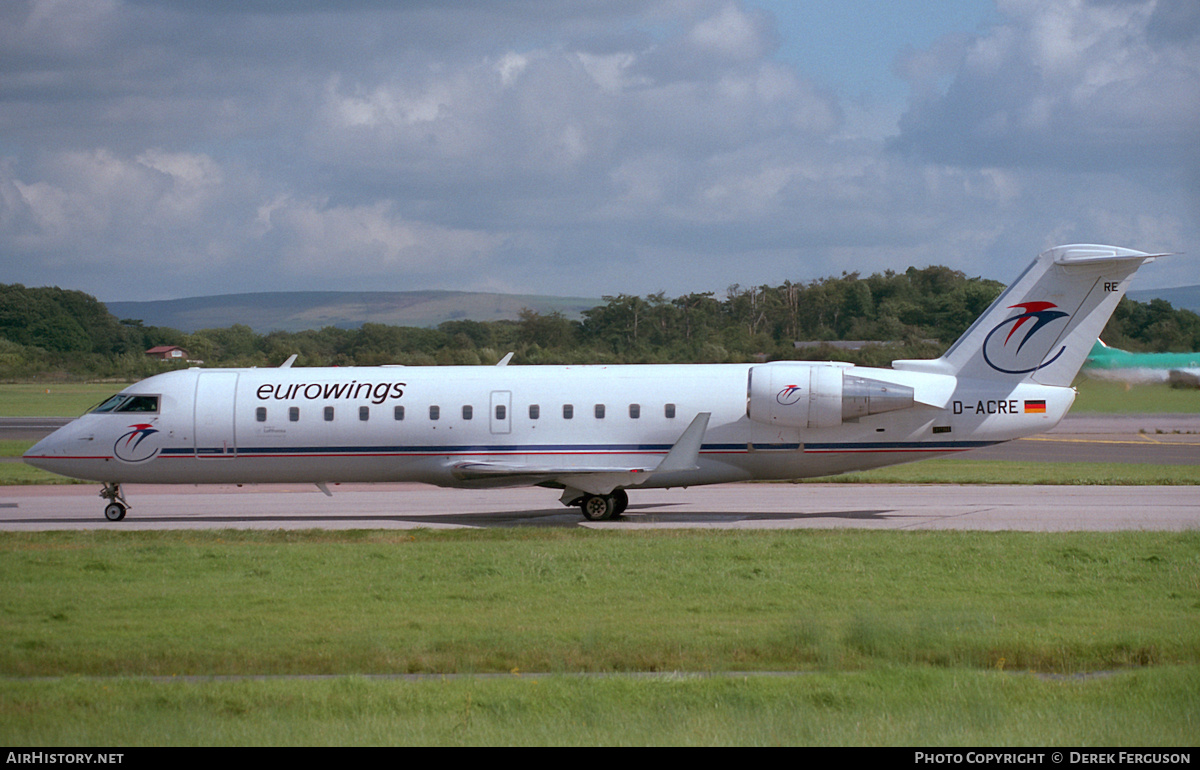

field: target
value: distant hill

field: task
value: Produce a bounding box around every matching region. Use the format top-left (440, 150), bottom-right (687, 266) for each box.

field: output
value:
top-left (99, 284), bottom-right (1200, 335)
top-left (105, 290), bottom-right (602, 334)
top-left (1129, 285), bottom-right (1200, 313)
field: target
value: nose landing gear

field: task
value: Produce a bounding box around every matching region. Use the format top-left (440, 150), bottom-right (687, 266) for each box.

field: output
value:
top-left (100, 483), bottom-right (128, 521)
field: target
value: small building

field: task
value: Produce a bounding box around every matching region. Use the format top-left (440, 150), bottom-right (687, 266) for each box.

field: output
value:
top-left (145, 345), bottom-right (190, 361)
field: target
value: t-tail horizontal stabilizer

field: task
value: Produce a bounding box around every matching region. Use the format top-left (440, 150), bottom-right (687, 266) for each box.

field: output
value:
top-left (894, 244), bottom-right (1165, 387)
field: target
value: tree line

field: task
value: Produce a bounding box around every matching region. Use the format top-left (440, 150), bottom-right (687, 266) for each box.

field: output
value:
top-left (2, 268), bottom-right (1198, 380)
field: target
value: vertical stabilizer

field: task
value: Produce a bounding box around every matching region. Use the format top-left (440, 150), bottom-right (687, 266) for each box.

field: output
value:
top-left (893, 245), bottom-right (1158, 387)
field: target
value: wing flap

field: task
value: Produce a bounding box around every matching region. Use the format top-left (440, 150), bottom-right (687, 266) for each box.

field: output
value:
top-left (448, 412), bottom-right (712, 493)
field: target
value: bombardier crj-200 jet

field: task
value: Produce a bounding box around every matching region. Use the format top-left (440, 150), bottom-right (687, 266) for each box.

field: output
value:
top-left (26, 244), bottom-right (1165, 522)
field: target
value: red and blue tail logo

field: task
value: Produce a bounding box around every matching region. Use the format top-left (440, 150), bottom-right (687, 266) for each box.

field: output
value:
top-left (981, 302), bottom-right (1070, 374)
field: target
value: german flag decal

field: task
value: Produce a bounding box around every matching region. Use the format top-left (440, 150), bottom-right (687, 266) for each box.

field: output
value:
top-left (1024, 400), bottom-right (1047, 414)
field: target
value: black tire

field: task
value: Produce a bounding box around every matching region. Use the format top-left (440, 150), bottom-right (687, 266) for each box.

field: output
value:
top-left (579, 494), bottom-right (616, 521)
top-left (104, 502), bottom-right (126, 522)
top-left (612, 488), bottom-right (629, 516)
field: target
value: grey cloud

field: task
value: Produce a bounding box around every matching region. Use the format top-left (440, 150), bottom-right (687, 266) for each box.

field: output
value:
top-left (891, 0), bottom-right (1200, 173)
top-left (0, 0), bottom-right (1194, 301)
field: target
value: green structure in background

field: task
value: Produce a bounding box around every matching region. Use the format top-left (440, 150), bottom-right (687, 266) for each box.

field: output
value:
top-left (1083, 341), bottom-right (1200, 388)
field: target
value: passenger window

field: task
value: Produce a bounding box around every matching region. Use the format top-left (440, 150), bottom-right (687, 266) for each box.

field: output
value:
top-left (324, 406), bottom-right (334, 422)
top-left (494, 404), bottom-right (506, 420)
top-left (289, 407), bottom-right (299, 422)
top-left (665, 403), bottom-right (676, 419)
top-left (394, 405), bottom-right (405, 421)
top-left (360, 406), bottom-right (370, 421)
top-left (528, 404), bottom-right (539, 420)
top-left (629, 403), bottom-right (640, 419)
top-left (594, 404), bottom-right (605, 419)
top-left (463, 405), bottom-right (473, 420)
top-left (430, 405), bottom-right (440, 421)
top-left (563, 404), bottom-right (573, 419)
top-left (256, 407), bottom-right (267, 422)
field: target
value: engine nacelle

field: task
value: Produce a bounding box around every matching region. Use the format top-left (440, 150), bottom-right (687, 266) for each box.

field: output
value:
top-left (747, 363), bottom-right (915, 429)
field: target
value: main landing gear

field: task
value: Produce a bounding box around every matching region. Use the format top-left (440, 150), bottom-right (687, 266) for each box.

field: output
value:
top-left (578, 489), bottom-right (629, 522)
top-left (100, 482), bottom-right (128, 521)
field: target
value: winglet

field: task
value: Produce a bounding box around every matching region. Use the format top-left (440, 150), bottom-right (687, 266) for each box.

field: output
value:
top-left (654, 412), bottom-right (710, 473)
top-left (280, 354), bottom-right (298, 368)
top-left (496, 352), bottom-right (514, 366)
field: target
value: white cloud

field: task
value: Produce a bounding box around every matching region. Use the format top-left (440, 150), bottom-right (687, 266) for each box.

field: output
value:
top-left (688, 2), bottom-right (773, 61)
top-left (262, 197), bottom-right (506, 279)
top-left (576, 51), bottom-right (645, 93)
top-left (894, 0), bottom-right (1200, 171)
top-left (1, 149), bottom-right (220, 248)
top-left (0, 1), bottom-right (1194, 301)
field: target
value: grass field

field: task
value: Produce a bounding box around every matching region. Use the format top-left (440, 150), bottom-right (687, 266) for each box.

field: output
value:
top-left (801, 458), bottom-right (1200, 485)
top-left (1, 528), bottom-right (1197, 745)
top-left (3, 667), bottom-right (1196, 746)
top-left (2, 378), bottom-right (1197, 745)
top-left (0, 382), bottom-right (124, 417)
top-left (1071, 379), bottom-right (1200, 413)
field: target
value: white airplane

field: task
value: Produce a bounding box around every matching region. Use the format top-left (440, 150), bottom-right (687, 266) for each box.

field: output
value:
top-left (25, 244), bottom-right (1163, 522)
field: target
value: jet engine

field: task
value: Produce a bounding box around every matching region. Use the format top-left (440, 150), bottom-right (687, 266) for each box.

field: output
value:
top-left (747, 362), bottom-right (915, 429)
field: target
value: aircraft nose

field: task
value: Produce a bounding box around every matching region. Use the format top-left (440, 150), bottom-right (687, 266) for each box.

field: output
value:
top-left (22, 422), bottom-right (94, 471)
top-left (23, 436), bottom-right (54, 472)
top-left (23, 433), bottom-right (63, 470)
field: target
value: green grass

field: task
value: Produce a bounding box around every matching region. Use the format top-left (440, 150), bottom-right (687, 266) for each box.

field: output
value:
top-left (806, 458), bottom-right (1200, 485)
top-left (2, 667), bottom-right (1196, 746)
top-left (0, 383), bottom-right (126, 417)
top-left (3, 529), bottom-right (1196, 677)
top-left (1, 529), bottom-right (1197, 745)
top-left (1072, 379), bottom-right (1200, 413)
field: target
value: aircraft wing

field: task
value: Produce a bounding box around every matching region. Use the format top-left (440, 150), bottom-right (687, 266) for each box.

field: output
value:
top-left (450, 412), bottom-right (711, 496)
top-left (450, 461), bottom-right (654, 493)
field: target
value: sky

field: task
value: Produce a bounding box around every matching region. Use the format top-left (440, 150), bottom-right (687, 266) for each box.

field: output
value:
top-left (1, 0), bottom-right (1196, 303)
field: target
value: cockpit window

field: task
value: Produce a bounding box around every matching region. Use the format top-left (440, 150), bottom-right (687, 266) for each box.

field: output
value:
top-left (92, 395), bottom-right (129, 413)
top-left (120, 395), bottom-right (159, 412)
top-left (92, 394), bottom-right (160, 414)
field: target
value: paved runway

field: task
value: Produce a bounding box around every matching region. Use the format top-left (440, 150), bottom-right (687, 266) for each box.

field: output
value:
top-left (3, 413), bottom-right (1197, 532)
top-left (1, 481), bottom-right (1196, 532)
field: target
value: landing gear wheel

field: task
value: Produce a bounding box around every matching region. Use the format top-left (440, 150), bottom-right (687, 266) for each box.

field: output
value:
top-left (579, 493), bottom-right (617, 522)
top-left (612, 488), bottom-right (629, 516)
top-left (99, 482), bottom-right (129, 522)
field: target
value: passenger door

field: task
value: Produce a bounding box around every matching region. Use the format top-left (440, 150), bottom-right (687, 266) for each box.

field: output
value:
top-left (194, 372), bottom-right (239, 457)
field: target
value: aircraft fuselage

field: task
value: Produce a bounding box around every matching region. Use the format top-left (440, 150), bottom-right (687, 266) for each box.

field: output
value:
top-left (26, 362), bottom-right (1072, 488)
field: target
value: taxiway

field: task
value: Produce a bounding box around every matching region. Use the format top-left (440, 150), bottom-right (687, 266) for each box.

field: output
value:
top-left (1, 481), bottom-right (1196, 532)
top-left (3, 413), bottom-right (1196, 532)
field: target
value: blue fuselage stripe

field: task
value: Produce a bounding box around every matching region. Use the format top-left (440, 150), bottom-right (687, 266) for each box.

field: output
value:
top-left (160, 440), bottom-right (996, 458)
